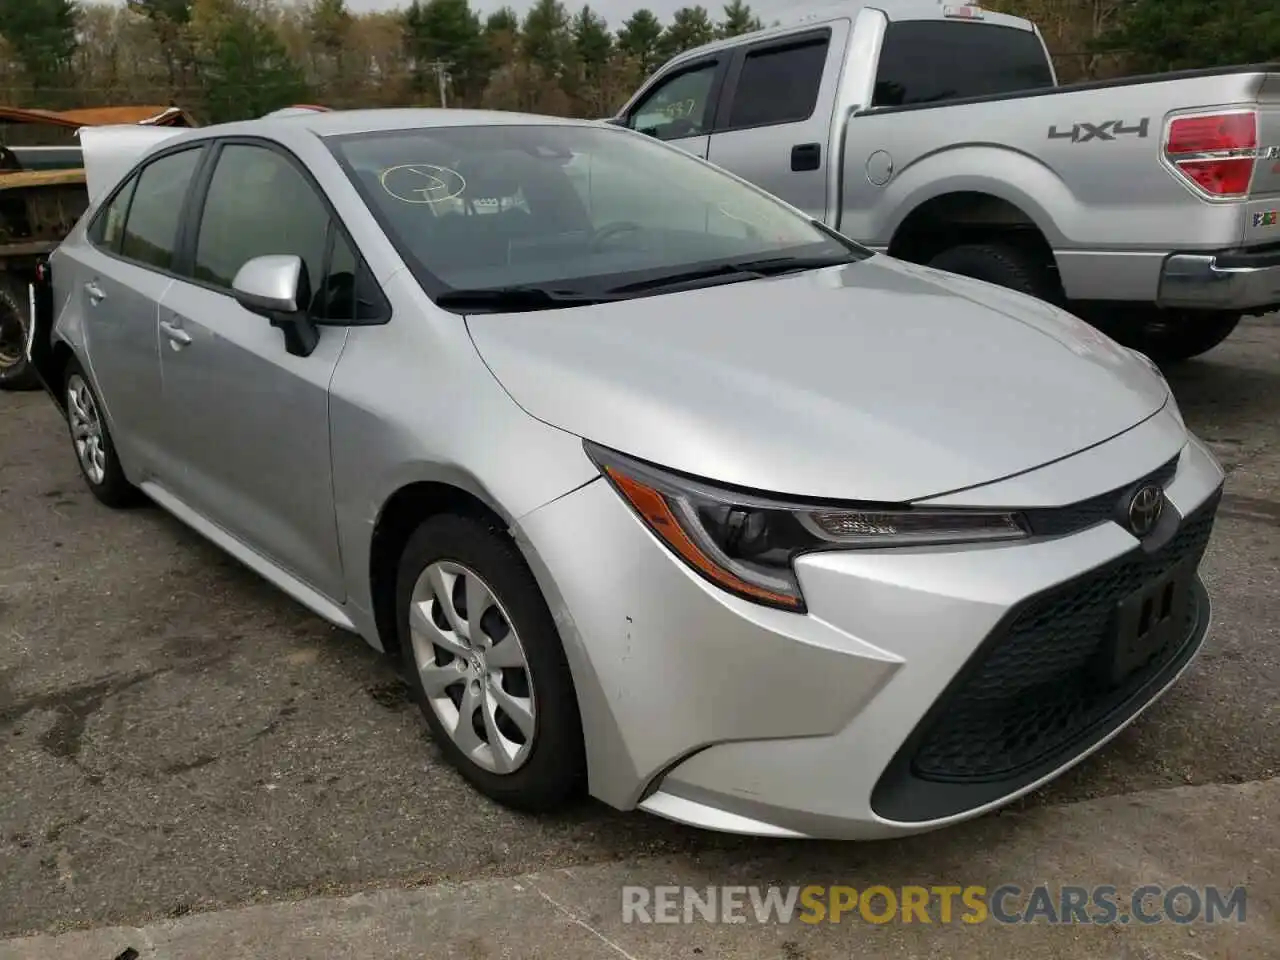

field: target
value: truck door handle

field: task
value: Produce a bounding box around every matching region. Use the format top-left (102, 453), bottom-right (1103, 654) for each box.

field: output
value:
top-left (160, 319), bottom-right (192, 347)
top-left (84, 282), bottom-right (106, 304)
top-left (791, 143), bottom-right (821, 172)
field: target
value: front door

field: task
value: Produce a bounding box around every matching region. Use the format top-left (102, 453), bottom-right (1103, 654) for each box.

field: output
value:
top-left (156, 140), bottom-right (348, 600)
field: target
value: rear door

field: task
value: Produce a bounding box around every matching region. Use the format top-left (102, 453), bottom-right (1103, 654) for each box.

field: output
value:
top-left (703, 22), bottom-right (851, 221)
top-left (616, 54), bottom-right (730, 159)
top-left (66, 144), bottom-right (206, 479)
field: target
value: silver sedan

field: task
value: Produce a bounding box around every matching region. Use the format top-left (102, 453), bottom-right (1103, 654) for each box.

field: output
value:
top-left (30, 108), bottom-right (1224, 840)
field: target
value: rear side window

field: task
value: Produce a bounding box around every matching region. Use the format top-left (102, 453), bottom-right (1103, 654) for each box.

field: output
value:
top-left (727, 36), bottom-right (829, 129)
top-left (120, 148), bottom-right (203, 270)
top-left (88, 174), bottom-right (138, 253)
top-left (872, 22), bottom-right (1054, 107)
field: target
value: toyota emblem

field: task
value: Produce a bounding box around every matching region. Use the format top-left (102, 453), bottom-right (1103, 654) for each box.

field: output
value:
top-left (1127, 484), bottom-right (1164, 537)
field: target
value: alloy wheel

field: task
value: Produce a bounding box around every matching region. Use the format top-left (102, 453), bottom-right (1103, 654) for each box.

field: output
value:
top-left (408, 560), bottom-right (537, 774)
top-left (66, 373), bottom-right (107, 485)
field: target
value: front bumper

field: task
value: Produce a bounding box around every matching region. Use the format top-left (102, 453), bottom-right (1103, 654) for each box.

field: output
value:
top-left (514, 421), bottom-right (1225, 841)
top-left (1158, 244), bottom-right (1280, 314)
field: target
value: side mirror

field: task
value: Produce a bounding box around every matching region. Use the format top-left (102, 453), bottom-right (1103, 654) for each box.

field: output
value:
top-left (604, 115), bottom-right (625, 127)
top-left (231, 254), bottom-right (319, 358)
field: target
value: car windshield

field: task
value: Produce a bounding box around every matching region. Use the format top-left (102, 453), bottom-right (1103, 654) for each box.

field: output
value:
top-left (327, 123), bottom-right (868, 308)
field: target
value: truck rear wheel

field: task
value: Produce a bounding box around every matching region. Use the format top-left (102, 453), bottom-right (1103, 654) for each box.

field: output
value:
top-left (926, 242), bottom-right (1060, 305)
top-left (1089, 308), bottom-right (1241, 363)
top-left (0, 281), bottom-right (39, 392)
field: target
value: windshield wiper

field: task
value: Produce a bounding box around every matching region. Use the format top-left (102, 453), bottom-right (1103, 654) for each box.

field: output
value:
top-left (435, 286), bottom-right (621, 313)
top-left (605, 263), bottom-right (767, 295)
top-left (606, 253), bottom-right (856, 296)
top-left (729, 254), bottom-right (858, 275)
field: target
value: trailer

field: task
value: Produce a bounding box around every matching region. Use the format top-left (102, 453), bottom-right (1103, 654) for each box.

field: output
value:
top-left (0, 105), bottom-right (196, 390)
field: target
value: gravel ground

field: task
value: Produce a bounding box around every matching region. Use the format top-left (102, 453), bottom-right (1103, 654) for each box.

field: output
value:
top-left (1, 316), bottom-right (1277, 939)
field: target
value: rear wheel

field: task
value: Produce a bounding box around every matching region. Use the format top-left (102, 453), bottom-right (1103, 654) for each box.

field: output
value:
top-left (63, 356), bottom-right (144, 508)
top-left (1084, 307), bottom-right (1241, 363)
top-left (0, 280), bottom-right (39, 392)
top-left (927, 242), bottom-right (1061, 304)
top-left (396, 513), bottom-right (586, 812)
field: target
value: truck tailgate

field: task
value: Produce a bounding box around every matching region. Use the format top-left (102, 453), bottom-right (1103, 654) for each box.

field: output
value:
top-left (1244, 72), bottom-right (1280, 242)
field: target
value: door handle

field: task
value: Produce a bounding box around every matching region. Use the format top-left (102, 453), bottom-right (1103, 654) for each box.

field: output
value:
top-left (84, 281), bottom-right (106, 304)
top-left (791, 142), bottom-right (821, 172)
top-left (160, 319), bottom-right (192, 347)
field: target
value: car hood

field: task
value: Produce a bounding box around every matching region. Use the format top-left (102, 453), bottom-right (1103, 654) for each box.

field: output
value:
top-left (465, 255), bottom-right (1170, 502)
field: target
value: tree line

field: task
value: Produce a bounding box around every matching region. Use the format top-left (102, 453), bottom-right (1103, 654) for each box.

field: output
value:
top-left (0, 0), bottom-right (1277, 126)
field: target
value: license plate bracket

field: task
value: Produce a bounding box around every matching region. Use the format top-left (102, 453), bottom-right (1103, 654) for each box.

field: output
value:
top-left (1099, 562), bottom-right (1194, 686)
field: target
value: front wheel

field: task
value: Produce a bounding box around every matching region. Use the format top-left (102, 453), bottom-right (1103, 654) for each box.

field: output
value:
top-left (0, 281), bottom-right (39, 392)
top-left (396, 513), bottom-right (586, 812)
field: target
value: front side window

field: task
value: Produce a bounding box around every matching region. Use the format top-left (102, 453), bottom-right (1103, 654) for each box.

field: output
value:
top-left (627, 62), bottom-right (720, 140)
top-left (193, 143), bottom-right (330, 291)
top-left (727, 37), bottom-right (829, 128)
top-left (330, 123), bottom-right (867, 302)
top-left (119, 147), bottom-right (203, 270)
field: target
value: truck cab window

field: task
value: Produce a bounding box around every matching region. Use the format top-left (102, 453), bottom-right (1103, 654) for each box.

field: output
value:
top-left (726, 37), bottom-right (829, 129)
top-left (628, 62), bottom-right (719, 140)
top-left (872, 21), bottom-right (1054, 107)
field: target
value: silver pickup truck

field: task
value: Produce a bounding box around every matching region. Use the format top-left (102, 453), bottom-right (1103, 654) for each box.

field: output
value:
top-left (610, 0), bottom-right (1280, 361)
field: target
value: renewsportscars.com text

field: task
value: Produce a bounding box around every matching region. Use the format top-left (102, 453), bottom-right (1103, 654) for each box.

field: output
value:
top-left (621, 884), bottom-right (1247, 926)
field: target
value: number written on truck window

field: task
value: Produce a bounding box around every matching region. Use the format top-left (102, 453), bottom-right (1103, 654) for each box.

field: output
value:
top-left (628, 62), bottom-right (719, 140)
top-left (872, 21), bottom-right (1054, 107)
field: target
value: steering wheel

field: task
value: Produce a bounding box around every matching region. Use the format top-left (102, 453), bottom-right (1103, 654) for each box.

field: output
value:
top-left (590, 221), bottom-right (644, 250)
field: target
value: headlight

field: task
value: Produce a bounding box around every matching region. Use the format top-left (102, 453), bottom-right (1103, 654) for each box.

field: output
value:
top-left (585, 442), bottom-right (1029, 612)
top-left (1126, 347), bottom-right (1183, 424)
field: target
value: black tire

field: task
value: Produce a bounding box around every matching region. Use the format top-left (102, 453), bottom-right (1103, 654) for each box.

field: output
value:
top-left (62, 355), bottom-right (145, 508)
top-left (1127, 312), bottom-right (1240, 363)
top-left (396, 512), bottom-right (586, 813)
top-left (0, 281), bottom-right (40, 392)
top-left (927, 242), bottom-right (1061, 304)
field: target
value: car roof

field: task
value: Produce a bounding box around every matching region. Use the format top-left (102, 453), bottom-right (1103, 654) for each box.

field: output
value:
top-left (170, 108), bottom-right (608, 144)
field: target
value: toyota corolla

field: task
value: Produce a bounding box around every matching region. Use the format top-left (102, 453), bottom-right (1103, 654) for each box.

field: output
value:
top-left (27, 108), bottom-right (1223, 839)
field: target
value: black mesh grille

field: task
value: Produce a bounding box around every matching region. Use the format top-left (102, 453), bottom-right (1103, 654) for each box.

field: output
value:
top-left (1022, 455), bottom-right (1180, 538)
top-left (909, 490), bottom-right (1219, 784)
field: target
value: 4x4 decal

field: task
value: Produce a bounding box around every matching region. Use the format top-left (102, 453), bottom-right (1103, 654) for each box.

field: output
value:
top-left (1047, 118), bottom-right (1150, 143)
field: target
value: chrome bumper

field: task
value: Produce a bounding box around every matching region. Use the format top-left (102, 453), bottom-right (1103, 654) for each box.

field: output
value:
top-left (1158, 248), bottom-right (1280, 313)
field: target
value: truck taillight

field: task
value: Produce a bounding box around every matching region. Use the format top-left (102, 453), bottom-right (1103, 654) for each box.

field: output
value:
top-left (1164, 110), bottom-right (1258, 199)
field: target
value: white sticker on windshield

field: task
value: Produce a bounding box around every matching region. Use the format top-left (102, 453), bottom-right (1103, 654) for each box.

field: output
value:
top-left (379, 164), bottom-right (467, 204)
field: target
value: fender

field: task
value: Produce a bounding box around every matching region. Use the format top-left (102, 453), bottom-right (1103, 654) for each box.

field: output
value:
top-left (860, 143), bottom-right (1078, 251)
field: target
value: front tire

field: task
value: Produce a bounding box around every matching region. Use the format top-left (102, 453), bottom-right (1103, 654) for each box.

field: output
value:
top-left (396, 513), bottom-right (586, 812)
top-left (0, 281), bottom-right (39, 392)
top-left (63, 356), bottom-right (144, 508)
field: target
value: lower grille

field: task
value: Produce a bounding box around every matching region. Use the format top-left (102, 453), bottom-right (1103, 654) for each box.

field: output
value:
top-left (871, 487), bottom-right (1220, 822)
